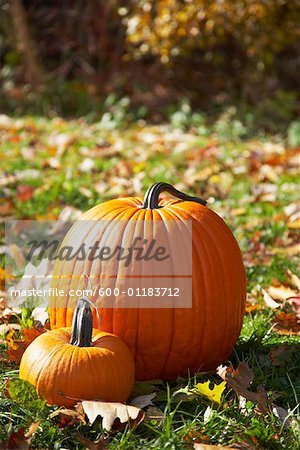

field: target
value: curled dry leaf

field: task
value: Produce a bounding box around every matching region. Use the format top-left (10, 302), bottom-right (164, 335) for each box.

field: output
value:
top-left (49, 407), bottom-right (86, 426)
top-left (262, 289), bottom-right (280, 309)
top-left (217, 362), bottom-right (270, 414)
top-left (267, 284), bottom-right (297, 301)
top-left (80, 400), bottom-right (143, 431)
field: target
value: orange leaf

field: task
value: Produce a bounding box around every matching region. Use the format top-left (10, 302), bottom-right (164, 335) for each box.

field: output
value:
top-left (272, 312), bottom-right (300, 335)
top-left (16, 185), bottom-right (34, 202)
top-left (23, 327), bottom-right (44, 344)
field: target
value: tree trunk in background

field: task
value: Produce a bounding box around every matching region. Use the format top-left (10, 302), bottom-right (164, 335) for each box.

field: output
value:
top-left (10, 0), bottom-right (43, 87)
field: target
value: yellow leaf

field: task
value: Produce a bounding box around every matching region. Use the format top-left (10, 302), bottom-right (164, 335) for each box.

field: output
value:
top-left (6, 329), bottom-right (18, 350)
top-left (195, 381), bottom-right (226, 405)
top-left (288, 219), bottom-right (300, 229)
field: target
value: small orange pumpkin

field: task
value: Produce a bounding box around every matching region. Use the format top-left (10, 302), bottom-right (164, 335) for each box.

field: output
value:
top-left (49, 182), bottom-right (246, 380)
top-left (19, 299), bottom-right (135, 407)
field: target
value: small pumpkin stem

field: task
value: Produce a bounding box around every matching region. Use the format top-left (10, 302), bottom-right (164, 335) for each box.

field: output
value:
top-left (143, 182), bottom-right (207, 209)
top-left (70, 298), bottom-right (93, 347)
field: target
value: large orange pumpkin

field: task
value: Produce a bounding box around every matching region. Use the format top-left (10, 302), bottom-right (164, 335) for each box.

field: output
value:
top-left (20, 299), bottom-right (135, 407)
top-left (49, 182), bottom-right (246, 380)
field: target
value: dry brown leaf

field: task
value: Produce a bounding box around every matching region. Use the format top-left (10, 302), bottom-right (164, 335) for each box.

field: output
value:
top-left (0, 198), bottom-right (15, 216)
top-left (81, 400), bottom-right (143, 431)
top-left (49, 407), bottom-right (86, 425)
top-left (272, 312), bottom-right (300, 335)
top-left (269, 344), bottom-right (293, 366)
top-left (1, 429), bottom-right (30, 449)
top-left (216, 362), bottom-right (270, 414)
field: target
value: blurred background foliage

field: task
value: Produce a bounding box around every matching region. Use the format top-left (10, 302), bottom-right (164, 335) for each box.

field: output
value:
top-left (0, 0), bottom-right (299, 133)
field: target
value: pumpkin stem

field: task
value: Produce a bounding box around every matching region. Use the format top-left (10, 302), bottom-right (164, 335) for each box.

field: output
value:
top-left (70, 298), bottom-right (93, 347)
top-left (143, 182), bottom-right (207, 209)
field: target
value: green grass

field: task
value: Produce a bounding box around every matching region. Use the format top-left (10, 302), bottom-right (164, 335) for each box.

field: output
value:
top-left (0, 114), bottom-right (299, 449)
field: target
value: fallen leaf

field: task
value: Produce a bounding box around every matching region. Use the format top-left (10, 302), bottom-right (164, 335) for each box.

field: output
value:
top-left (77, 433), bottom-right (109, 450)
top-left (272, 312), bottom-right (300, 335)
top-left (130, 392), bottom-right (156, 408)
top-left (5, 329), bottom-right (18, 350)
top-left (4, 327), bottom-right (45, 362)
top-left (195, 381), bottom-right (226, 405)
top-left (49, 407), bottom-right (86, 425)
top-left (1, 429), bottom-right (30, 449)
top-left (274, 243), bottom-right (300, 256)
top-left (287, 218), bottom-right (300, 229)
top-left (0, 323), bottom-right (21, 334)
top-left (245, 303), bottom-right (262, 313)
top-left (262, 289), bottom-right (280, 309)
top-left (217, 362), bottom-right (270, 414)
top-left (269, 344), bottom-right (294, 366)
top-left (23, 327), bottom-right (45, 344)
top-left (132, 379), bottom-right (164, 396)
top-left (81, 400), bottom-right (143, 431)
top-left (0, 198), bottom-right (15, 216)
top-left (267, 285), bottom-right (297, 301)
top-left (272, 405), bottom-right (293, 428)
top-left (16, 185), bottom-right (34, 202)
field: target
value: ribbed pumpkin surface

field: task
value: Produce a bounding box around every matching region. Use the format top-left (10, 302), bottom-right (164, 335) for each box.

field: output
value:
top-left (19, 328), bottom-right (135, 407)
top-left (49, 196), bottom-right (246, 380)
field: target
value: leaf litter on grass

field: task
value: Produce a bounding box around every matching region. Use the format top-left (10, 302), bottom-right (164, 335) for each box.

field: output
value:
top-left (0, 115), bottom-right (299, 448)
